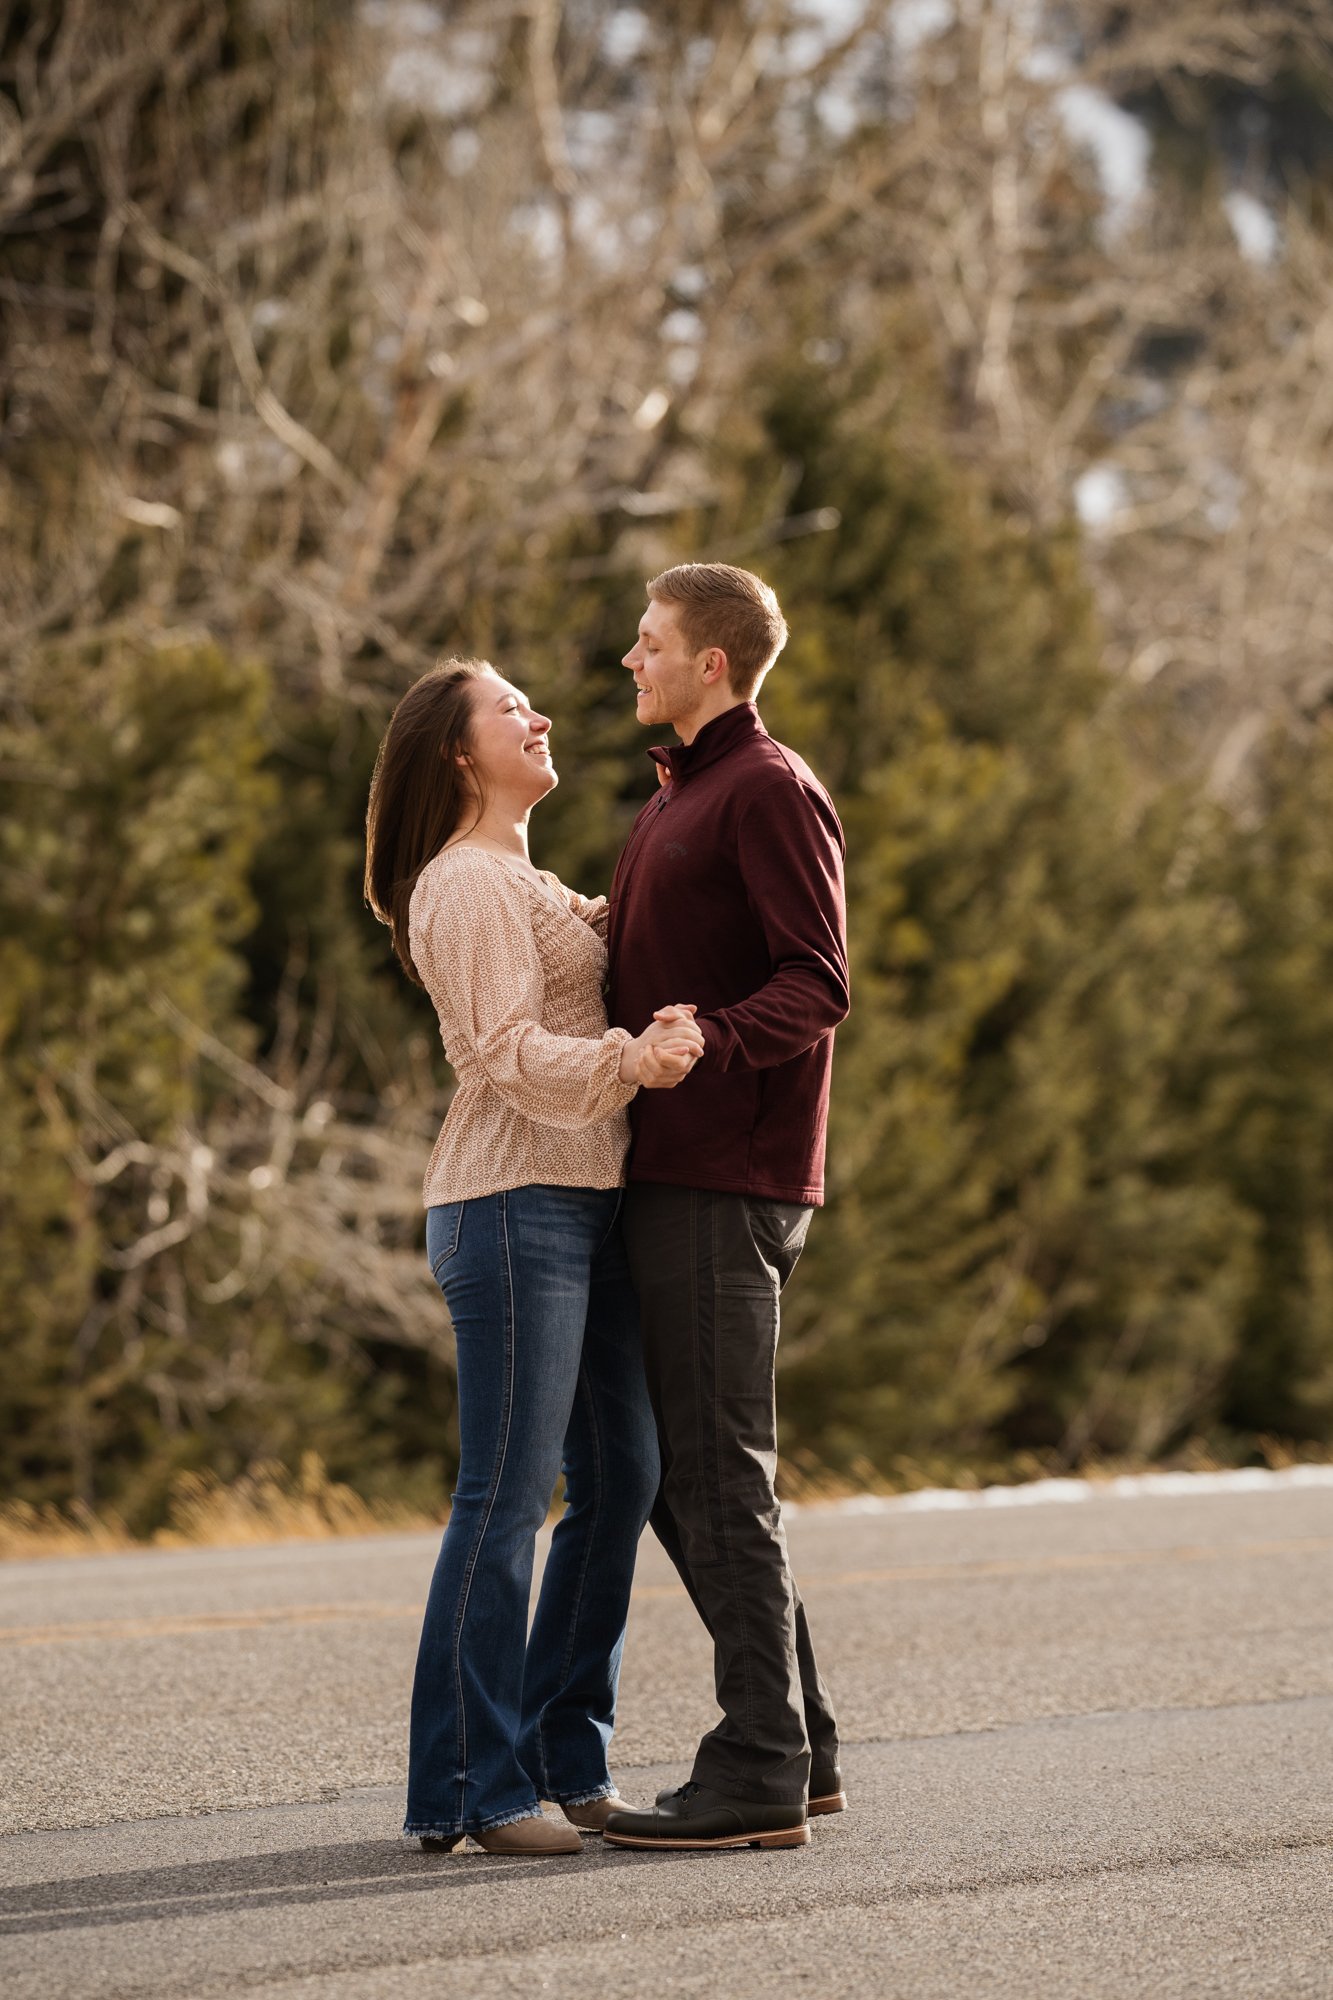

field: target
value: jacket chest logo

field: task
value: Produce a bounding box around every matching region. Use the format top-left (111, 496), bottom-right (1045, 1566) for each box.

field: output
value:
top-left (663, 841), bottom-right (689, 859)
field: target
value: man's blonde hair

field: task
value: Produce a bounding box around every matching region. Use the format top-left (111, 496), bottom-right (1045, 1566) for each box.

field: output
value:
top-left (647, 562), bottom-right (789, 699)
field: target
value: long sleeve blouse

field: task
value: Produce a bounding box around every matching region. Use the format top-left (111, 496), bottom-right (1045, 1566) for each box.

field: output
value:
top-left (409, 845), bottom-right (636, 1206)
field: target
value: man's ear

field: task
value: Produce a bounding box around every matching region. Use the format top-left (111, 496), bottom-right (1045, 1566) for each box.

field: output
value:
top-left (700, 647), bottom-right (728, 685)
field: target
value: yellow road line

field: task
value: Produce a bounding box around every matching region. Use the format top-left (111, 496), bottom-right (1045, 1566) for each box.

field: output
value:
top-left (4, 1536), bottom-right (1330, 1646)
top-left (0, 1603), bottom-right (422, 1647)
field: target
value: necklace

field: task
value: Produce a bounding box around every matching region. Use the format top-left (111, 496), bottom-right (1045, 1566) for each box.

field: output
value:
top-left (448, 840), bottom-right (565, 909)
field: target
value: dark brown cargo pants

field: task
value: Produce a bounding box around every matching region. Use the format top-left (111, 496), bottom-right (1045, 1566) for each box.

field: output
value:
top-left (622, 1183), bottom-right (840, 1806)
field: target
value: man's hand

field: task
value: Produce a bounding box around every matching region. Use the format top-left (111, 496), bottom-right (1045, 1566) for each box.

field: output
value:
top-left (654, 1004), bottom-right (699, 1030)
top-left (637, 1039), bottom-right (697, 1088)
top-left (619, 1006), bottom-right (703, 1089)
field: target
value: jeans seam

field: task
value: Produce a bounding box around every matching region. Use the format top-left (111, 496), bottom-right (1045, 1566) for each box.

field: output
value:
top-left (690, 1190), bottom-right (710, 1556)
top-left (710, 1194), bottom-right (757, 1767)
top-left (591, 1186), bottom-right (623, 1259)
top-left (445, 1189), bottom-right (517, 1829)
top-left (538, 1357), bottom-right (605, 1796)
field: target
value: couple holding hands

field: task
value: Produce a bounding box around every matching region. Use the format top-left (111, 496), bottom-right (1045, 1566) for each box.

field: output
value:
top-left (365, 561), bottom-right (849, 1855)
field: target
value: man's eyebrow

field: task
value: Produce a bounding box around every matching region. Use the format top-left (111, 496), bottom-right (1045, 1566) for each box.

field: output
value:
top-left (495, 690), bottom-right (522, 706)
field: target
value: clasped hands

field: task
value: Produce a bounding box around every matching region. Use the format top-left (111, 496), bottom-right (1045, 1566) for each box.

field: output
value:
top-left (618, 1004), bottom-right (704, 1089)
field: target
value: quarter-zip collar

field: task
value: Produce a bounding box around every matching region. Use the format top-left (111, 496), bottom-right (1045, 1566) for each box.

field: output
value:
top-left (648, 701), bottom-right (766, 788)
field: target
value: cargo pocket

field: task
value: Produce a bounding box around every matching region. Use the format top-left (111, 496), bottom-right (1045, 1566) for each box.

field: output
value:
top-left (742, 1197), bottom-right (813, 1294)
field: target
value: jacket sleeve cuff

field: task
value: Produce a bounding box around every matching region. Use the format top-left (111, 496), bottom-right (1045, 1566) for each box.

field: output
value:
top-left (696, 1015), bottom-right (728, 1069)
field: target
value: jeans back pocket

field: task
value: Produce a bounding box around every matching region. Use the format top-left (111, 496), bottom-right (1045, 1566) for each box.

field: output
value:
top-left (426, 1201), bottom-right (464, 1282)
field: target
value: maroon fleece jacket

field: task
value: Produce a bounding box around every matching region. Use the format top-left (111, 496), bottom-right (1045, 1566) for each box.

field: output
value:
top-left (606, 702), bottom-right (849, 1205)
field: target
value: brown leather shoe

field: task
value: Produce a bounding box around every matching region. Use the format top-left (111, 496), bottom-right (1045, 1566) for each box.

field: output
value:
top-left (421, 1815), bottom-right (582, 1856)
top-left (560, 1794), bottom-right (633, 1834)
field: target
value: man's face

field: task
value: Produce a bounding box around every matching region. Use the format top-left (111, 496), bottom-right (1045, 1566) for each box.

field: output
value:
top-left (622, 598), bottom-right (705, 729)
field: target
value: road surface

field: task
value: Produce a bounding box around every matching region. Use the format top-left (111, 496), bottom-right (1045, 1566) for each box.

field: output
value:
top-left (2, 1474), bottom-right (1332, 1997)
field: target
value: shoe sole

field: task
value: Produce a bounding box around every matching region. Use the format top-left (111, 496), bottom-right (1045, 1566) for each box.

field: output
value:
top-left (478, 1845), bottom-right (581, 1856)
top-left (604, 1824), bottom-right (811, 1851)
top-left (420, 1834), bottom-right (580, 1856)
top-left (807, 1791), bottom-right (847, 1815)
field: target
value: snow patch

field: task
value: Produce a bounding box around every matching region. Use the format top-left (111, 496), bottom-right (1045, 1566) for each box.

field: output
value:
top-left (1074, 463), bottom-right (1128, 531)
top-left (1055, 84), bottom-right (1150, 236)
top-left (890, 0), bottom-right (953, 55)
top-left (797, 1463), bottom-right (1333, 1517)
top-left (1225, 190), bottom-right (1279, 265)
top-left (601, 8), bottom-right (651, 65)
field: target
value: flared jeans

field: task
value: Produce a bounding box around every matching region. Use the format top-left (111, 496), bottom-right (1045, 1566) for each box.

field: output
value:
top-left (404, 1184), bottom-right (659, 1839)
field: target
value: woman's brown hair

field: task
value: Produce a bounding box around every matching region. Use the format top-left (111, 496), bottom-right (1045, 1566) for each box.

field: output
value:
top-left (365, 657), bottom-right (493, 985)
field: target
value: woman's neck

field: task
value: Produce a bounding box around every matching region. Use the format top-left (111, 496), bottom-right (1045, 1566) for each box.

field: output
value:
top-left (454, 800), bottom-right (531, 860)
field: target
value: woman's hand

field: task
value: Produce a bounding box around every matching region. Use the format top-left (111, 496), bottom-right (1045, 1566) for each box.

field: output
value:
top-left (619, 1005), bottom-right (704, 1088)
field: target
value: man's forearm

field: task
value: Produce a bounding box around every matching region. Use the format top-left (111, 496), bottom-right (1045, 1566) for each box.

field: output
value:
top-left (697, 964), bottom-right (849, 1074)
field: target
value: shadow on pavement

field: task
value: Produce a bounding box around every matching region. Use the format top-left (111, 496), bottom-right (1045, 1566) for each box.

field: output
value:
top-left (0, 1837), bottom-right (642, 1936)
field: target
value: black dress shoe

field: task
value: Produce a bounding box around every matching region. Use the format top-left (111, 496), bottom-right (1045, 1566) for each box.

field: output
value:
top-left (654, 1765), bottom-right (847, 1816)
top-left (605, 1782), bottom-right (809, 1851)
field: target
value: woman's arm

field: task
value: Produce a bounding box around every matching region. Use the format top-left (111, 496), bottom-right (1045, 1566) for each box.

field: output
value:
top-left (411, 861), bottom-right (701, 1122)
top-left (412, 863), bottom-right (634, 1128)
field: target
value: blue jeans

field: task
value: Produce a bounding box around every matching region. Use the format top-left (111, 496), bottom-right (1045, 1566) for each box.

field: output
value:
top-left (403, 1185), bottom-right (659, 1838)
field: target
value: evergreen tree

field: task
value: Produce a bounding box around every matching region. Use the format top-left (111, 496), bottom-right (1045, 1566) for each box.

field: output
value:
top-left (701, 359), bottom-right (1255, 1476)
top-left (1221, 723), bottom-right (1333, 1443)
top-left (0, 638), bottom-right (273, 1511)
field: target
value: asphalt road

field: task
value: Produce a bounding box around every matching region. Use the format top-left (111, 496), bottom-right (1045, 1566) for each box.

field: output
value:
top-left (2, 1478), bottom-right (1332, 1998)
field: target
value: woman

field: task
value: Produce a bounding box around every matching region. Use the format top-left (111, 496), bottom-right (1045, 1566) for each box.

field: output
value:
top-left (365, 657), bottom-right (701, 1857)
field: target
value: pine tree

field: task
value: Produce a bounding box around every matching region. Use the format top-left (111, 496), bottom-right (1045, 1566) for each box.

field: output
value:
top-left (1221, 722), bottom-right (1333, 1444)
top-left (708, 358), bottom-right (1254, 1476)
top-left (0, 638), bottom-right (273, 1514)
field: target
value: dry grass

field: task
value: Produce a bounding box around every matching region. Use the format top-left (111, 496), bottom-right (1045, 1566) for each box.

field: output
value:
top-left (6, 1437), bottom-right (1329, 1561)
top-left (775, 1448), bottom-right (899, 1503)
top-left (4, 1449), bottom-right (864, 1558)
top-left (0, 1499), bottom-right (139, 1561)
top-left (0, 1455), bottom-right (439, 1562)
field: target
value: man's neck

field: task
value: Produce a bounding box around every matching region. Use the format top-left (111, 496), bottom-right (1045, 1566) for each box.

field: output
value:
top-left (674, 694), bottom-right (748, 747)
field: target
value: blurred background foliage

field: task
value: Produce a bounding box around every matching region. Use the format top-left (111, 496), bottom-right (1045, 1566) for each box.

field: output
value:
top-left (3, 0), bottom-right (1333, 1533)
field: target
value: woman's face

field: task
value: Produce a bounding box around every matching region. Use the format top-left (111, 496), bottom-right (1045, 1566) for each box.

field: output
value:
top-left (458, 670), bottom-right (556, 810)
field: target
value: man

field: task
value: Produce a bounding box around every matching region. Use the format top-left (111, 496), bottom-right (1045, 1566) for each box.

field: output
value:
top-left (602, 562), bottom-right (849, 1853)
